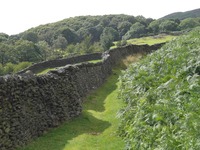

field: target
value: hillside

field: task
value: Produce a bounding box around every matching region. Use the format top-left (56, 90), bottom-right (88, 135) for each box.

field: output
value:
top-left (0, 15), bottom-right (154, 67)
top-left (161, 8), bottom-right (200, 20)
top-left (118, 27), bottom-right (200, 149)
top-left (1, 13), bottom-right (200, 76)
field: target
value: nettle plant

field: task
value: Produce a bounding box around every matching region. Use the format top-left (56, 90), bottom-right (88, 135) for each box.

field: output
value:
top-left (118, 28), bottom-right (200, 150)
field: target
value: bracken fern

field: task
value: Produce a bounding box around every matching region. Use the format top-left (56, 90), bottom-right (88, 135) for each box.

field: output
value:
top-left (118, 27), bottom-right (200, 150)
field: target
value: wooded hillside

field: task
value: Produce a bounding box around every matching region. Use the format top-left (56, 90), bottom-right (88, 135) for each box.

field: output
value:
top-left (161, 8), bottom-right (200, 20)
top-left (0, 14), bottom-right (200, 75)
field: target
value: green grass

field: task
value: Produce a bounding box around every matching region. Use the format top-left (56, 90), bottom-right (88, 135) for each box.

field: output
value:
top-left (112, 34), bottom-right (177, 49)
top-left (18, 68), bottom-right (125, 150)
top-left (87, 59), bottom-right (102, 63)
top-left (37, 68), bottom-right (57, 75)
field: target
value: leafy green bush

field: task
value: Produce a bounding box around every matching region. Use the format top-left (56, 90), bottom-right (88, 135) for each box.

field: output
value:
top-left (118, 28), bottom-right (200, 149)
top-left (13, 62), bottom-right (32, 73)
top-left (0, 64), bottom-right (4, 76)
top-left (0, 62), bottom-right (32, 76)
top-left (3, 62), bottom-right (15, 74)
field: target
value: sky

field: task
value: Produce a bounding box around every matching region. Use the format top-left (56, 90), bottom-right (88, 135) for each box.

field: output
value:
top-left (0, 0), bottom-right (199, 35)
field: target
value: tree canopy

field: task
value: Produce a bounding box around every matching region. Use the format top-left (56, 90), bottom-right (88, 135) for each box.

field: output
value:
top-left (0, 14), bottom-right (200, 75)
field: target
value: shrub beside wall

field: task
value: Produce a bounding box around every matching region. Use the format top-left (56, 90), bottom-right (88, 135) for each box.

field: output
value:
top-left (0, 44), bottom-right (163, 150)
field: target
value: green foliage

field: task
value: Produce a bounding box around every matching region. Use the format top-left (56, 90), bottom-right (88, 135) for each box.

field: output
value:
top-left (0, 62), bottom-right (32, 76)
top-left (52, 35), bottom-right (68, 50)
top-left (148, 20), bottom-right (161, 34)
top-left (36, 41), bottom-right (51, 61)
top-left (1, 14), bottom-right (200, 68)
top-left (100, 27), bottom-right (118, 50)
top-left (78, 35), bottom-right (93, 54)
top-left (65, 41), bottom-right (103, 57)
top-left (123, 22), bottom-right (146, 40)
top-left (14, 40), bottom-right (43, 62)
top-left (118, 28), bottom-right (200, 149)
top-left (22, 31), bottom-right (38, 43)
top-left (0, 43), bottom-right (11, 65)
top-left (59, 27), bottom-right (79, 44)
top-left (179, 18), bottom-right (200, 30)
top-left (3, 62), bottom-right (14, 74)
top-left (13, 62), bottom-right (32, 73)
top-left (116, 40), bottom-right (127, 47)
top-left (159, 20), bottom-right (179, 32)
top-left (0, 33), bottom-right (9, 42)
top-left (117, 21), bottom-right (132, 37)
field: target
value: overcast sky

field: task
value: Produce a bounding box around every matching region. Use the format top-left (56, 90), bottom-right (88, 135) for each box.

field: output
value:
top-left (0, 0), bottom-right (199, 35)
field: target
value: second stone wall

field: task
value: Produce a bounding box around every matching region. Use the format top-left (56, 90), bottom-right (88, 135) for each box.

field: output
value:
top-left (17, 52), bottom-right (102, 74)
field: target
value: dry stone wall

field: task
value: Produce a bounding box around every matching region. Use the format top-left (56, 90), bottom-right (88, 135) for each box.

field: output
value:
top-left (0, 44), bottom-right (163, 150)
top-left (18, 53), bottom-right (102, 74)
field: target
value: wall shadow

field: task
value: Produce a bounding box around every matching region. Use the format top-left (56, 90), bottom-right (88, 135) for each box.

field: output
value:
top-left (83, 70), bottom-right (119, 112)
top-left (18, 111), bottom-right (111, 150)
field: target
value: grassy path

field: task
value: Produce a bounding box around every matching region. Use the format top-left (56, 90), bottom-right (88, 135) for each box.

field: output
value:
top-left (18, 68), bottom-right (125, 150)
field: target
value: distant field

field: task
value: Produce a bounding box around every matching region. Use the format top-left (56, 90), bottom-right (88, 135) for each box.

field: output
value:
top-left (127, 34), bottom-right (177, 45)
top-left (112, 34), bottom-right (177, 49)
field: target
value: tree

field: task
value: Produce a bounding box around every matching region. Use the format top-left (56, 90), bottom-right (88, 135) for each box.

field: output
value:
top-left (79, 35), bottom-right (93, 54)
top-left (123, 22), bottom-right (146, 40)
top-left (116, 40), bottom-right (127, 47)
top-left (117, 21), bottom-right (132, 38)
top-left (159, 20), bottom-right (178, 32)
top-left (135, 15), bottom-right (148, 26)
top-left (52, 35), bottom-right (68, 50)
top-left (38, 28), bottom-right (56, 46)
top-left (179, 18), bottom-right (200, 30)
top-left (148, 20), bottom-right (161, 34)
top-left (0, 33), bottom-right (9, 42)
top-left (36, 41), bottom-right (51, 61)
top-left (60, 28), bottom-right (79, 44)
top-left (109, 17), bottom-right (122, 29)
top-left (14, 40), bottom-right (42, 62)
top-left (22, 31), bottom-right (38, 43)
top-left (0, 43), bottom-right (10, 65)
top-left (100, 27), bottom-right (119, 51)
top-left (88, 25), bottom-right (104, 42)
top-left (77, 25), bottom-right (103, 42)
top-left (66, 44), bottom-right (77, 54)
top-left (99, 17), bottom-right (110, 27)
